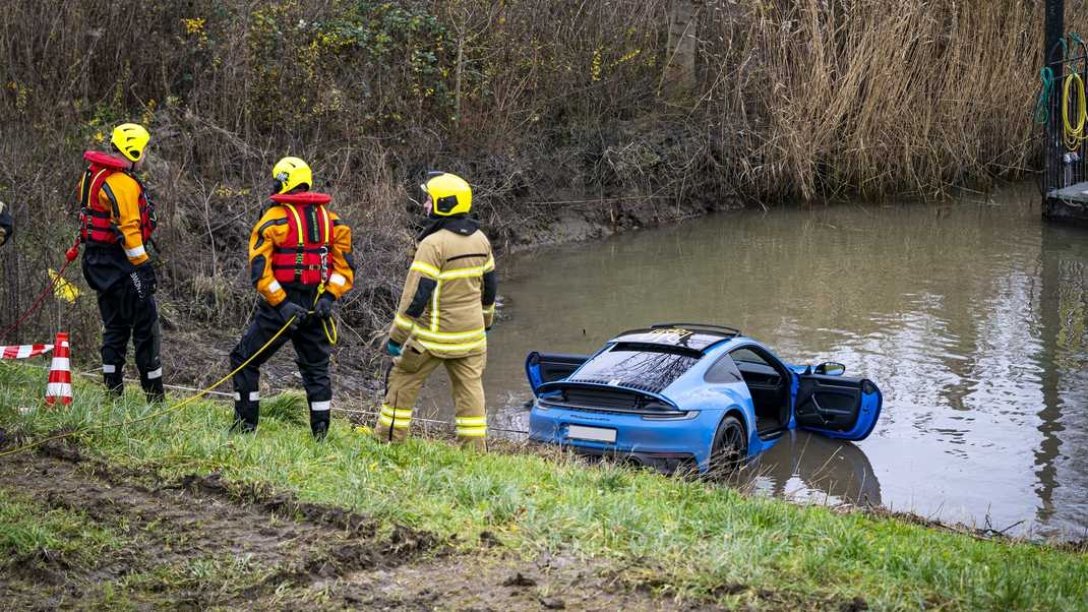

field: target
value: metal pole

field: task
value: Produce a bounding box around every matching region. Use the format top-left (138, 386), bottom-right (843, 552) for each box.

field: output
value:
top-left (1045, 0), bottom-right (1064, 196)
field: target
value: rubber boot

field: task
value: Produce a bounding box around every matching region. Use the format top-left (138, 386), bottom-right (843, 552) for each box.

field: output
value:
top-left (310, 413), bottom-right (329, 442)
top-left (141, 373), bottom-right (166, 404)
top-left (104, 370), bottom-right (124, 399)
top-left (231, 395), bottom-right (259, 434)
top-left (230, 416), bottom-right (257, 434)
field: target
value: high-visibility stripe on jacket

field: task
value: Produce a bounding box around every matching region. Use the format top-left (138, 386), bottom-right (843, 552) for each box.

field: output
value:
top-left (77, 154), bottom-right (155, 266)
top-left (389, 226), bottom-right (495, 358)
top-left (248, 195), bottom-right (354, 306)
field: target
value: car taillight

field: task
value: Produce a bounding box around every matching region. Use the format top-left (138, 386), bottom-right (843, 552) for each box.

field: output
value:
top-left (640, 399), bottom-right (674, 411)
top-left (641, 411), bottom-right (697, 421)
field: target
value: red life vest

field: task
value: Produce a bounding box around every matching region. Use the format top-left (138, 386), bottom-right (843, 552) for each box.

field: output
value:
top-left (269, 192), bottom-right (334, 287)
top-left (77, 150), bottom-right (156, 246)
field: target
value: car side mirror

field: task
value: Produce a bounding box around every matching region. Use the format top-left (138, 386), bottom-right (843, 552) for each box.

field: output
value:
top-left (815, 362), bottom-right (846, 376)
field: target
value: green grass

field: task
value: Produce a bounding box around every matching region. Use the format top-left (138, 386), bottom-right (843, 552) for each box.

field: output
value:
top-left (0, 488), bottom-right (125, 569)
top-left (1, 363), bottom-right (1086, 610)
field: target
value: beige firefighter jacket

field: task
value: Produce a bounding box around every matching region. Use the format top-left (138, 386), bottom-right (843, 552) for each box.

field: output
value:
top-left (389, 224), bottom-right (496, 358)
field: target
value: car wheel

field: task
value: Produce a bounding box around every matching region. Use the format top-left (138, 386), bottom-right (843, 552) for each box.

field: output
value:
top-left (709, 415), bottom-right (748, 477)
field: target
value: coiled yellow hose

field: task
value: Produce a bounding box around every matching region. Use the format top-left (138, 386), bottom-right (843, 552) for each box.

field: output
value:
top-left (1063, 72), bottom-right (1087, 150)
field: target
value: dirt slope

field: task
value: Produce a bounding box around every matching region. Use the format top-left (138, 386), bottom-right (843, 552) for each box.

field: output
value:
top-left (0, 446), bottom-right (706, 610)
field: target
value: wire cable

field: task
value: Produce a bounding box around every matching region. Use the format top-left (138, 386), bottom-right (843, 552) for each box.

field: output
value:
top-left (0, 314), bottom-right (300, 458)
top-left (5, 328), bottom-right (532, 455)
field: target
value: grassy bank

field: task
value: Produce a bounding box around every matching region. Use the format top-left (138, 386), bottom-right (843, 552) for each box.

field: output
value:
top-left (1, 363), bottom-right (1085, 609)
top-left (0, 489), bottom-right (125, 568)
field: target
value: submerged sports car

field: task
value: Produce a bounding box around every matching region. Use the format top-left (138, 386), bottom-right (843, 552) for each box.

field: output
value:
top-left (526, 324), bottom-right (882, 473)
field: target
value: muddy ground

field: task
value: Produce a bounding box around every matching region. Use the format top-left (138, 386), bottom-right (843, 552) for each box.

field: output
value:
top-left (2, 437), bottom-right (1063, 609)
top-left (0, 443), bottom-right (737, 611)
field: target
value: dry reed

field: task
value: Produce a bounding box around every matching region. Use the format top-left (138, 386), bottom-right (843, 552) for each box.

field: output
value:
top-left (0, 0), bottom-right (1079, 377)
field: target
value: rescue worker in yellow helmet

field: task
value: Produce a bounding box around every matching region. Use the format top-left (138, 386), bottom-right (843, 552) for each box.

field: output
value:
top-left (76, 123), bottom-right (164, 401)
top-left (228, 157), bottom-right (355, 440)
top-left (376, 172), bottom-right (497, 450)
top-left (0, 200), bottom-right (12, 247)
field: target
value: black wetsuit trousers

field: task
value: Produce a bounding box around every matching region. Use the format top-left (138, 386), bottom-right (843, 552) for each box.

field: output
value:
top-left (95, 276), bottom-right (163, 398)
top-left (229, 296), bottom-right (332, 437)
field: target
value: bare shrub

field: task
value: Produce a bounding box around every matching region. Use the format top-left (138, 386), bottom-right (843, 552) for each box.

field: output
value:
top-left (0, 0), bottom-right (1074, 379)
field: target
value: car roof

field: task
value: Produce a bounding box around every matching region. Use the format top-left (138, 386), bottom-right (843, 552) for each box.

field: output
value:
top-left (609, 323), bottom-right (742, 353)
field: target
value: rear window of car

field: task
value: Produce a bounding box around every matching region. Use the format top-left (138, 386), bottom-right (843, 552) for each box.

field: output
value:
top-left (568, 342), bottom-right (701, 392)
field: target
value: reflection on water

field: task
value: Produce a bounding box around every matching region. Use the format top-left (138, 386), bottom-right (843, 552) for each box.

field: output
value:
top-left (746, 431), bottom-right (881, 509)
top-left (418, 183), bottom-right (1088, 540)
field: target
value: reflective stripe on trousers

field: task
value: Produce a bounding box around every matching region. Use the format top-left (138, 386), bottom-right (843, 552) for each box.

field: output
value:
top-left (375, 348), bottom-right (486, 446)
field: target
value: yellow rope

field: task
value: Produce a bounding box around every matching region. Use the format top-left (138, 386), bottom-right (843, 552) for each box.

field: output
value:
top-left (314, 285), bottom-right (338, 346)
top-left (322, 317), bottom-right (338, 346)
top-left (0, 315), bottom-right (300, 458)
top-left (1063, 72), bottom-right (1087, 151)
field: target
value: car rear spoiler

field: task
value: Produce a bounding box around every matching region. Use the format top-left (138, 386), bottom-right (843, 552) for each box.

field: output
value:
top-left (534, 380), bottom-right (680, 413)
top-left (650, 322), bottom-right (742, 337)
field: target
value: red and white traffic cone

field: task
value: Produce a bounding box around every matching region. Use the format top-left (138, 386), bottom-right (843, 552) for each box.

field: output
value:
top-left (44, 332), bottom-right (72, 406)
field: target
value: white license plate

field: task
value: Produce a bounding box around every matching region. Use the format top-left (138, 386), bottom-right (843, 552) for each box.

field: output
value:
top-left (567, 425), bottom-right (617, 443)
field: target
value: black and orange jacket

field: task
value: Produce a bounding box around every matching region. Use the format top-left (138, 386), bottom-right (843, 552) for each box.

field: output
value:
top-left (248, 192), bottom-right (355, 307)
top-left (77, 151), bottom-right (155, 267)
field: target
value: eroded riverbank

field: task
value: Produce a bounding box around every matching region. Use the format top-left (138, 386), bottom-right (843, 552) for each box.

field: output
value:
top-left (2, 360), bottom-right (1086, 609)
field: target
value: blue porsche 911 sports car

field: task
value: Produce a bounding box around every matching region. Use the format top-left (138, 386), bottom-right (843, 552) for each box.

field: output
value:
top-left (526, 323), bottom-right (882, 473)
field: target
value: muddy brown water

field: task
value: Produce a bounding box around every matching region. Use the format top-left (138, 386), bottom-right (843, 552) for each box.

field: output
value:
top-left (416, 184), bottom-right (1088, 540)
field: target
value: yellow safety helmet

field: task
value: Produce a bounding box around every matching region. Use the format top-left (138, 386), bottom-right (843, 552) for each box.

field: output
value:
top-left (272, 157), bottom-right (312, 194)
top-left (422, 172), bottom-right (472, 216)
top-left (111, 123), bottom-right (151, 162)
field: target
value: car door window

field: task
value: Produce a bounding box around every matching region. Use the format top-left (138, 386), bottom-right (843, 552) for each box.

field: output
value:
top-left (704, 355), bottom-right (743, 383)
top-left (729, 346), bottom-right (783, 381)
top-left (730, 348), bottom-right (769, 367)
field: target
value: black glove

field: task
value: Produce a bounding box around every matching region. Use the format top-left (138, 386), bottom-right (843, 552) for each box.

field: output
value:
top-left (314, 293), bottom-right (336, 319)
top-left (129, 263), bottom-right (157, 302)
top-left (276, 301), bottom-right (309, 331)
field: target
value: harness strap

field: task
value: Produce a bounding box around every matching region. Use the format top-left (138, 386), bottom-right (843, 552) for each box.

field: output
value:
top-left (282, 203), bottom-right (304, 237)
top-left (278, 203), bottom-right (333, 285)
top-left (272, 246), bottom-right (329, 254)
top-left (79, 168), bottom-right (111, 208)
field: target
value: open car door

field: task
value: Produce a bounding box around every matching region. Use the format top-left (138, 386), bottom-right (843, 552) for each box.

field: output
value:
top-left (794, 374), bottom-right (882, 440)
top-left (525, 352), bottom-right (591, 395)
